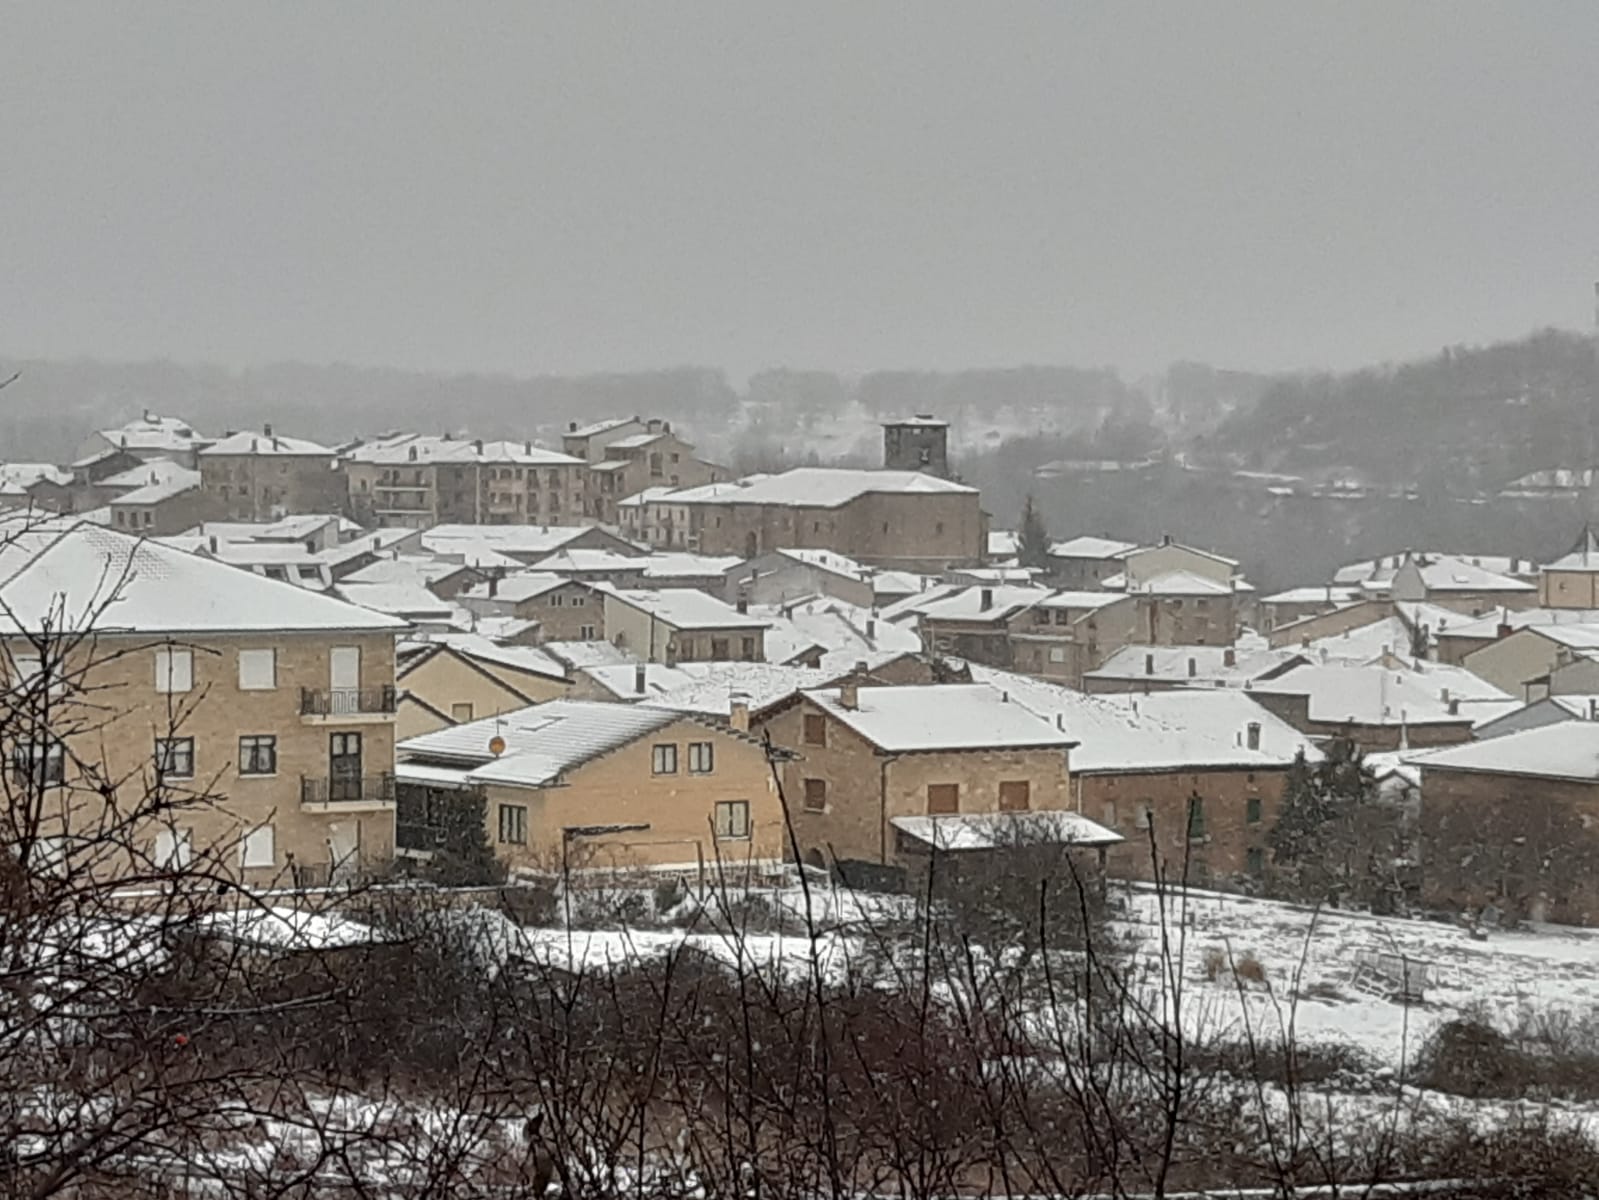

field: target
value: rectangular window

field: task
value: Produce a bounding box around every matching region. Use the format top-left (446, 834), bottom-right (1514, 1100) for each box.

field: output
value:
top-left (710, 637), bottom-right (729, 659)
top-left (687, 741), bottom-right (714, 774)
top-left (571, 594), bottom-right (585, 607)
top-left (451, 703), bottom-right (475, 723)
top-left (152, 826), bottom-right (192, 870)
top-left (740, 637), bottom-right (756, 659)
top-left (1247, 846), bottom-right (1265, 876)
top-left (714, 800), bottom-right (750, 839)
top-left (11, 740), bottom-right (64, 786)
top-left (238, 648), bottom-right (276, 690)
top-left (652, 743), bottom-right (678, 774)
top-left (1048, 646), bottom-right (1067, 663)
top-left (241, 823), bottom-right (276, 869)
top-left (579, 624), bottom-right (596, 640)
top-left (1101, 800), bottom-right (1116, 827)
top-left (154, 647), bottom-right (193, 693)
top-left (155, 737), bottom-right (195, 779)
top-left (927, 783), bottom-right (959, 815)
top-left (804, 777), bottom-right (827, 811)
top-left (238, 735), bottom-right (277, 776)
top-left (803, 713), bottom-right (827, 746)
top-left (1246, 796), bottom-right (1262, 824)
top-left (998, 780), bottom-right (1031, 812)
top-left (498, 803), bottom-right (528, 845)
top-left (1187, 796), bottom-right (1207, 839)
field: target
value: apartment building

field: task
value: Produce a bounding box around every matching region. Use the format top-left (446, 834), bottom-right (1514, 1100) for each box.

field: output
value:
top-left (762, 681), bottom-right (1079, 878)
top-left (1539, 527), bottom-right (1599, 609)
top-left (343, 435), bottom-right (588, 529)
top-left (0, 518), bottom-right (406, 890)
top-left (1045, 536), bottom-right (1137, 589)
top-left (200, 428), bottom-right (343, 521)
top-left (394, 699), bottom-right (783, 872)
top-left (640, 468), bottom-right (986, 569)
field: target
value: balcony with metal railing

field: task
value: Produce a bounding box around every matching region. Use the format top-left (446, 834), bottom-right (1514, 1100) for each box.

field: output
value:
top-left (300, 772), bottom-right (396, 810)
top-left (299, 686), bottom-right (398, 723)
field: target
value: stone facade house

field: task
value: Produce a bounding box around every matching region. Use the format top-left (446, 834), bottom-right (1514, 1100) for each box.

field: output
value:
top-left (602, 588), bottom-right (770, 664)
top-left (200, 429), bottom-right (344, 521)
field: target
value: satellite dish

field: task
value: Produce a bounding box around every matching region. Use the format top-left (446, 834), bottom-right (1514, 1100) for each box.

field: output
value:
top-left (488, 735), bottom-right (506, 756)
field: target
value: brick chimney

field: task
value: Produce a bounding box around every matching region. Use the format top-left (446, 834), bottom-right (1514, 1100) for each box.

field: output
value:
top-left (839, 679), bottom-right (859, 711)
top-left (736, 596), bottom-right (748, 614)
top-left (263, 422), bottom-right (273, 438)
top-left (1246, 721), bottom-right (1261, 750)
top-left (980, 587), bottom-right (994, 611)
top-left (634, 662), bottom-right (647, 695)
top-left (1145, 653), bottom-right (1155, 675)
top-left (1223, 647), bottom-right (1237, 668)
top-left (1187, 656), bottom-right (1197, 677)
top-left (729, 691), bottom-right (751, 732)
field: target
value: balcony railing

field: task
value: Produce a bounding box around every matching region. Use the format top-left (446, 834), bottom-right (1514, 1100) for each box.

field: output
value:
top-left (301, 773), bottom-right (396, 806)
top-left (300, 686), bottom-right (397, 718)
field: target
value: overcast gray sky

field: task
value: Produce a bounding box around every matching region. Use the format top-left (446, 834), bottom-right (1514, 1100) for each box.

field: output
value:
top-left (3, 2), bottom-right (1597, 379)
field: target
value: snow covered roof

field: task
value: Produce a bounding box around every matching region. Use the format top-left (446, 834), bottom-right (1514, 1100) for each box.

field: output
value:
top-left (871, 570), bottom-right (931, 598)
top-left (605, 431), bottom-right (666, 450)
top-left (580, 662), bottom-right (696, 700)
top-left (601, 586), bottom-right (770, 630)
top-left (97, 412), bottom-right (207, 453)
top-left (398, 699), bottom-right (685, 788)
top-left (1035, 590), bottom-right (1124, 611)
top-left (108, 469), bottom-right (202, 507)
top-left (618, 486), bottom-right (675, 510)
top-left (0, 517), bottom-right (406, 635)
top-left (1407, 722), bottom-right (1599, 781)
top-left (0, 462), bottom-right (71, 492)
top-left (882, 415), bottom-right (949, 428)
top-left (343, 555), bottom-right (476, 589)
top-left (987, 531), bottom-right (1020, 559)
top-left (1544, 526), bottom-right (1599, 571)
top-left (1085, 644), bottom-right (1305, 686)
top-left (418, 632), bottom-right (569, 680)
top-left (772, 547), bottom-right (871, 579)
top-left (336, 581), bottom-right (460, 621)
top-left (1130, 569), bottom-right (1233, 597)
top-left (664, 468), bottom-right (976, 509)
top-left (344, 433), bottom-right (582, 466)
top-left (1436, 607), bottom-right (1599, 642)
top-left (804, 683), bottom-right (1074, 752)
top-left (469, 615), bottom-right (539, 643)
top-left (1047, 535), bottom-right (1137, 560)
top-left (1251, 663), bottom-right (1515, 728)
top-left (1292, 616), bottom-right (1419, 663)
top-left (460, 571), bottom-right (571, 604)
top-left (567, 417), bottom-right (640, 439)
top-left (892, 811), bottom-right (1121, 851)
top-left (889, 583), bottom-right (1051, 623)
top-left (752, 596), bottom-right (922, 672)
top-left (540, 639), bottom-right (636, 670)
top-left (421, 524), bottom-right (610, 558)
top-left (644, 661), bottom-right (841, 717)
top-left (534, 549), bottom-right (739, 580)
top-left (1409, 555), bottom-right (1534, 594)
top-left (202, 431), bottom-right (332, 457)
top-left (1261, 585), bottom-right (1363, 606)
top-left (970, 665), bottom-right (1320, 772)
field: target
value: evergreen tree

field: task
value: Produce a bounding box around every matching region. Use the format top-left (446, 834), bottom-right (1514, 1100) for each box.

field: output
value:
top-left (425, 792), bottom-right (506, 887)
top-left (1017, 494), bottom-right (1050, 569)
top-left (1269, 740), bottom-right (1377, 905)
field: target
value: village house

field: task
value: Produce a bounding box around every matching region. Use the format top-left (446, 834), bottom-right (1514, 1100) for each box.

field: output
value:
top-left (602, 587), bottom-right (770, 664)
top-left (971, 667), bottom-right (1320, 886)
top-left (0, 516), bottom-right (406, 890)
top-left (561, 417), bottom-right (727, 526)
top-left (394, 699), bottom-right (783, 874)
top-left (760, 681), bottom-right (1080, 881)
top-left (394, 639), bottom-right (569, 739)
top-left (1388, 553), bottom-right (1538, 615)
top-left (1471, 693), bottom-right (1599, 741)
top-left (1082, 644), bottom-right (1307, 694)
top-left (1258, 586), bottom-right (1364, 633)
top-left (419, 522), bottom-right (640, 565)
top-left (1044, 535), bottom-right (1137, 589)
top-left (1245, 662), bottom-right (1512, 751)
top-left (199, 428), bottom-right (344, 521)
top-left (458, 573), bottom-right (606, 641)
top-left (1412, 724), bottom-right (1599, 926)
top-left (77, 410), bottom-right (213, 469)
top-left (106, 466), bottom-right (210, 536)
top-left (1538, 527), bottom-right (1599, 609)
top-left (640, 467), bottom-right (986, 570)
top-left (1460, 623), bottom-right (1599, 698)
top-left (1332, 551), bottom-right (1538, 603)
top-left (725, 547), bottom-right (876, 609)
top-left (755, 596), bottom-right (923, 675)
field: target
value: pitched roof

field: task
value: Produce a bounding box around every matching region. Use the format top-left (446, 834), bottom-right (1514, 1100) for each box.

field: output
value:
top-left (754, 596), bottom-right (922, 672)
top-left (1250, 662), bottom-right (1515, 728)
top-left (423, 631), bottom-right (569, 680)
top-left (109, 469), bottom-right (202, 507)
top-left (971, 665), bottom-right (1320, 772)
top-left (771, 547), bottom-right (871, 580)
top-left (0, 517), bottom-right (405, 635)
top-left (1261, 585), bottom-right (1363, 605)
top-left (343, 433), bottom-right (582, 466)
top-left (804, 683), bottom-right (1073, 752)
top-left (1545, 526), bottom-right (1599, 571)
top-left (1130, 569), bottom-right (1233, 596)
top-left (1407, 555), bottom-right (1535, 594)
top-left (460, 572), bottom-right (572, 604)
top-left (0, 463), bottom-right (72, 492)
top-left (1407, 722), bottom-right (1599, 781)
top-left (1048, 535), bottom-right (1137, 560)
top-left (420, 524), bottom-right (615, 558)
top-left (97, 412), bottom-right (208, 453)
top-left (1436, 607), bottom-right (1599, 642)
top-left (601, 586), bottom-right (770, 630)
top-left (887, 583), bottom-right (1051, 624)
top-left (336, 581), bottom-right (461, 622)
top-left (664, 468), bottom-right (976, 509)
top-left (891, 811), bottom-right (1121, 851)
top-left (643, 661), bottom-right (841, 717)
top-left (540, 639), bottom-right (636, 670)
top-left (202, 431), bottom-right (333, 457)
top-left (1085, 644), bottom-right (1305, 685)
top-left (580, 662), bottom-right (697, 700)
top-left (566, 417), bottom-right (640, 439)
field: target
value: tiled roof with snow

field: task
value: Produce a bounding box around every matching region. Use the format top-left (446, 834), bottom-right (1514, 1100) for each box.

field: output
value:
top-left (336, 581), bottom-right (461, 621)
top-left (460, 572), bottom-right (571, 603)
top-left (97, 413), bottom-right (208, 453)
top-left (601, 586), bottom-right (770, 630)
top-left (971, 665), bottom-right (1320, 772)
top-left (0, 517), bottom-right (405, 635)
top-left (987, 531), bottom-right (1020, 558)
top-left (420, 632), bottom-right (569, 680)
top-left (604, 432), bottom-right (666, 450)
top-left (1251, 662), bottom-right (1515, 728)
top-left (644, 661), bottom-right (842, 717)
top-left (1438, 608), bottom-right (1599, 641)
top-left (1085, 644), bottom-right (1304, 685)
top-left (0, 463), bottom-right (72, 492)
top-left (344, 434), bottom-right (581, 466)
top-left (540, 640), bottom-right (635, 670)
top-left (421, 524), bottom-right (603, 557)
top-left (342, 555), bottom-right (474, 588)
top-left (1035, 590), bottom-right (1124, 611)
top-left (892, 811), bottom-right (1121, 850)
top-left (752, 596), bottom-right (922, 672)
top-left (773, 547), bottom-right (870, 579)
top-left (1407, 722), bottom-right (1599, 781)
top-left (400, 699), bottom-right (681, 788)
top-left (664, 468), bottom-right (975, 509)
top-left (1047, 535), bottom-right (1137, 560)
top-left (580, 662), bottom-right (696, 700)
top-left (804, 683), bottom-right (1073, 752)
top-left (109, 468), bottom-right (202, 507)
top-left (1130, 570), bottom-right (1233, 597)
top-left (202, 431), bottom-right (332, 457)
top-left (1261, 585), bottom-right (1364, 605)
top-left (891, 584), bottom-right (1051, 623)
top-left (871, 570), bottom-right (932, 597)
top-left (1411, 556), bottom-right (1534, 594)
top-left (567, 417), bottom-right (640, 439)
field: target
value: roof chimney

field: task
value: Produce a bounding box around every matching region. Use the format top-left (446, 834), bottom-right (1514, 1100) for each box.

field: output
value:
top-left (263, 422), bottom-right (273, 438)
top-left (524, 441), bottom-right (532, 455)
top-left (207, 535), bottom-right (217, 553)
top-left (979, 587), bottom-right (994, 611)
top-left (568, 421), bottom-right (577, 432)
top-left (1145, 653), bottom-right (1155, 675)
top-left (472, 439), bottom-right (483, 454)
top-left (1497, 621), bottom-right (1513, 639)
top-left (736, 596), bottom-right (748, 614)
top-left (729, 692), bottom-right (751, 732)
top-left (1223, 647), bottom-right (1236, 668)
top-left (634, 662), bottom-right (647, 695)
top-left (1439, 687), bottom-right (1450, 705)
top-left (1055, 713), bottom-right (1064, 730)
top-left (1448, 698), bottom-right (1460, 716)
top-left (839, 679), bottom-right (859, 711)
top-left (1590, 698), bottom-right (1597, 721)
top-left (866, 617), bottom-right (877, 640)
top-left (1187, 656), bottom-right (1197, 677)
top-left (1246, 721), bottom-right (1261, 750)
